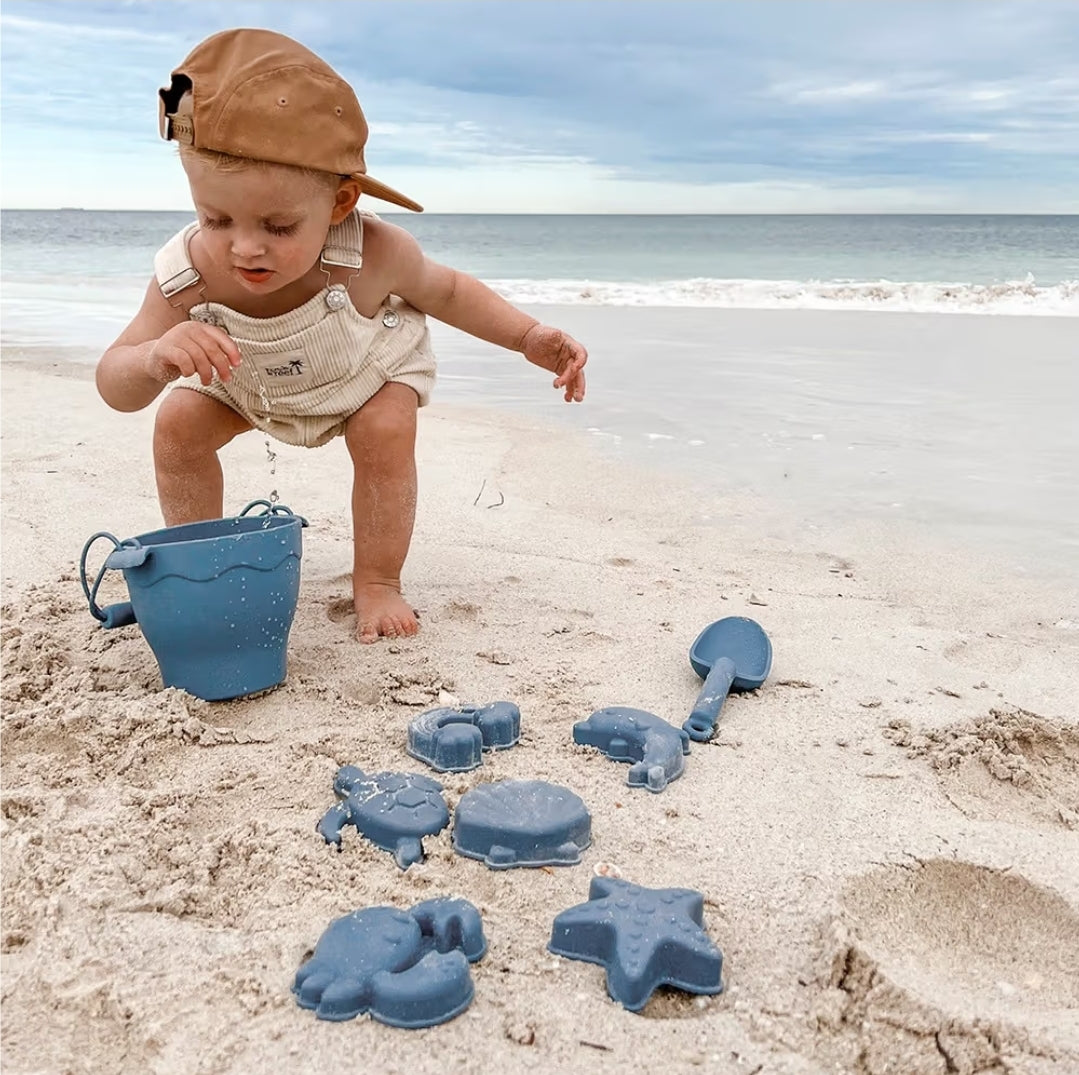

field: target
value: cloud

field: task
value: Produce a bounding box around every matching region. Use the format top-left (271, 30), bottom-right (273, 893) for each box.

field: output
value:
top-left (1, 0), bottom-right (1077, 210)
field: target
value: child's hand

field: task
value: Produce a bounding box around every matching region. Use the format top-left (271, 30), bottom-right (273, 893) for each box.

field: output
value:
top-left (145, 322), bottom-right (242, 386)
top-left (521, 324), bottom-right (588, 402)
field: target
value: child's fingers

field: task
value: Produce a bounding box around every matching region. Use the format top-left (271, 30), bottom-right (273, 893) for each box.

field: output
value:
top-left (556, 368), bottom-right (586, 402)
top-left (194, 327), bottom-right (240, 382)
top-left (182, 339), bottom-right (228, 385)
top-left (204, 323), bottom-right (241, 362)
top-left (553, 350), bottom-right (586, 385)
top-left (572, 369), bottom-right (586, 401)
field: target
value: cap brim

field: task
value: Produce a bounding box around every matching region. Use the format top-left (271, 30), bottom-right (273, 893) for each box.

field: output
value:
top-left (354, 173), bottom-right (423, 213)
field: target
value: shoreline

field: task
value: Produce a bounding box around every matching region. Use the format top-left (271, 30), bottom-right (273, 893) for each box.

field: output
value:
top-left (1, 344), bottom-right (1074, 591)
top-left (9, 297), bottom-right (1076, 586)
top-left (3, 357), bottom-right (1078, 1073)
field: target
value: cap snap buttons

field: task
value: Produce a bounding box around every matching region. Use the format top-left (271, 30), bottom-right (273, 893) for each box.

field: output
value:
top-left (325, 285), bottom-right (349, 311)
top-left (382, 309), bottom-right (400, 328)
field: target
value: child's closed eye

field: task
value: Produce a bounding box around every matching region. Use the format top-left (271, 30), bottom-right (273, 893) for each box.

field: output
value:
top-left (264, 222), bottom-right (299, 237)
top-left (201, 216), bottom-right (230, 230)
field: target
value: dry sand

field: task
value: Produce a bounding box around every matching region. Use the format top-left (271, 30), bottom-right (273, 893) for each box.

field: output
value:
top-left (2, 357), bottom-right (1078, 1074)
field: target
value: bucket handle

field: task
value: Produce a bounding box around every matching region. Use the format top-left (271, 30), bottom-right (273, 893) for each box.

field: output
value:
top-left (238, 500), bottom-right (309, 526)
top-left (78, 532), bottom-right (147, 628)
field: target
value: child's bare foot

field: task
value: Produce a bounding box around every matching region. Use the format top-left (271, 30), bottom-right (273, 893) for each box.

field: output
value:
top-left (354, 582), bottom-right (419, 643)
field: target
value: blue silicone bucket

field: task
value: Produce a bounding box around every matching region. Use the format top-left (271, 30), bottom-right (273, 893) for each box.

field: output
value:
top-left (80, 500), bottom-right (307, 701)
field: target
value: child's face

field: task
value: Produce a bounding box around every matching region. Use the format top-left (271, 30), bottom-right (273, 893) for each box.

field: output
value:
top-left (183, 156), bottom-right (355, 293)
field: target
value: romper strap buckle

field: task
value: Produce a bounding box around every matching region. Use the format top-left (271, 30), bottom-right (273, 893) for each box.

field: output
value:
top-left (159, 266), bottom-right (202, 299)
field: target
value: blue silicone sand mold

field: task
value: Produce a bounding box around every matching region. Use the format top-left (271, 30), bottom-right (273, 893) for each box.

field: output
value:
top-left (573, 706), bottom-right (690, 792)
top-left (452, 779), bottom-right (592, 869)
top-left (293, 897), bottom-right (486, 1027)
top-left (407, 701), bottom-right (521, 772)
top-left (548, 876), bottom-right (724, 1011)
top-left (317, 766), bottom-right (449, 869)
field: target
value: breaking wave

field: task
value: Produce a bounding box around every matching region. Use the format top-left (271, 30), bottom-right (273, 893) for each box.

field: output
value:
top-left (488, 274), bottom-right (1079, 315)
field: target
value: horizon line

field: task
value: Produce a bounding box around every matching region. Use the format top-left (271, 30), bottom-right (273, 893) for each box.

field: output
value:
top-left (3, 207), bottom-right (1079, 217)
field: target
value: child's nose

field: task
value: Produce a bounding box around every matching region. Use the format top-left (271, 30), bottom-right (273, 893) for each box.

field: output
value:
top-left (231, 231), bottom-right (267, 260)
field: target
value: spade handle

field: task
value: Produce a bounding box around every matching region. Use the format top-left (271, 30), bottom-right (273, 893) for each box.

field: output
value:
top-left (683, 657), bottom-right (736, 742)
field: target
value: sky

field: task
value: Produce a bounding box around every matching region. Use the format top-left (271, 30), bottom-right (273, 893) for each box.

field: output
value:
top-left (2, 0), bottom-right (1078, 213)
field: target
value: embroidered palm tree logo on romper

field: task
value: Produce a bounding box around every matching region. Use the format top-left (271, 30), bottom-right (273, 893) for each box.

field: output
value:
top-left (264, 357), bottom-right (305, 377)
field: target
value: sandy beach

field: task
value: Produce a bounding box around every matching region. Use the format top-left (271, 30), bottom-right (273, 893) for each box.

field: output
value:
top-left (2, 318), bottom-right (1078, 1074)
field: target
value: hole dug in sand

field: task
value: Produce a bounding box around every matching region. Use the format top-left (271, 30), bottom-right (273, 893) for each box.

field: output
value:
top-left (811, 859), bottom-right (1079, 1075)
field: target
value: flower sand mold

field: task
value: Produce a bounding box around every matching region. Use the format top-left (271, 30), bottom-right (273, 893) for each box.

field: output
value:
top-left (452, 780), bottom-right (591, 869)
top-left (548, 876), bottom-right (724, 1012)
top-left (317, 766), bottom-right (449, 869)
top-left (883, 706), bottom-right (1079, 830)
top-left (407, 700), bottom-right (521, 773)
top-left (808, 859), bottom-right (1079, 1074)
top-left (573, 706), bottom-right (690, 792)
top-left (293, 897), bottom-right (486, 1026)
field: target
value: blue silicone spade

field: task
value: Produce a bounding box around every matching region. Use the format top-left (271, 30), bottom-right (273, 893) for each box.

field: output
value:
top-left (684, 616), bottom-right (772, 742)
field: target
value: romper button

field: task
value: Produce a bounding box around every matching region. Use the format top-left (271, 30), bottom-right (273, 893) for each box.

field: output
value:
top-left (382, 309), bottom-right (400, 328)
top-left (192, 309), bottom-right (222, 327)
top-left (325, 285), bottom-right (348, 311)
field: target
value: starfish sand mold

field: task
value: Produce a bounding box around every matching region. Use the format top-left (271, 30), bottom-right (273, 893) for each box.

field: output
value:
top-left (548, 876), bottom-right (724, 1011)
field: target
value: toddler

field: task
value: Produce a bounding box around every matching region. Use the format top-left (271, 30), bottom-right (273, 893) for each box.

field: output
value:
top-left (96, 28), bottom-right (588, 642)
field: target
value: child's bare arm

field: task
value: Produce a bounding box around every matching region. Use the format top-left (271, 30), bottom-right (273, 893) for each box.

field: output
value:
top-left (384, 225), bottom-right (588, 402)
top-left (96, 280), bottom-right (241, 412)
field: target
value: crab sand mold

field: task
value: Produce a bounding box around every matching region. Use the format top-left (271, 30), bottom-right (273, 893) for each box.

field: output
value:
top-left (294, 897), bottom-right (487, 1027)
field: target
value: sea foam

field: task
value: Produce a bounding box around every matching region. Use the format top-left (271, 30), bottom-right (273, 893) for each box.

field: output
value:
top-left (487, 275), bottom-right (1079, 315)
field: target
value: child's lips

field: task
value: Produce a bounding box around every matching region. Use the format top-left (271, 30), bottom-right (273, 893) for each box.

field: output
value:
top-left (237, 267), bottom-right (273, 283)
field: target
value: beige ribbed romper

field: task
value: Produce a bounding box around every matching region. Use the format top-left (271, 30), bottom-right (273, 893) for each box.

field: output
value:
top-left (153, 209), bottom-right (437, 448)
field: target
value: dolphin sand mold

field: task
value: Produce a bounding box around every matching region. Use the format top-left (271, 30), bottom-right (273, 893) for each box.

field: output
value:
top-left (573, 706), bottom-right (690, 793)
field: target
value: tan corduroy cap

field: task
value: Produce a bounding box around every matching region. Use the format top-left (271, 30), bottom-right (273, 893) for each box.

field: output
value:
top-left (159, 27), bottom-right (423, 212)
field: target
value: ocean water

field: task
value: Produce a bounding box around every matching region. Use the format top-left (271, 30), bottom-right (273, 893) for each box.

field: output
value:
top-left (2, 211), bottom-right (1078, 344)
top-left (3, 210), bottom-right (1077, 577)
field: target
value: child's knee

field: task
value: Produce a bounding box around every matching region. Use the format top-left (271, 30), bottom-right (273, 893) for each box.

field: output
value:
top-left (344, 384), bottom-right (417, 454)
top-left (154, 390), bottom-right (198, 451)
top-left (154, 389), bottom-right (247, 455)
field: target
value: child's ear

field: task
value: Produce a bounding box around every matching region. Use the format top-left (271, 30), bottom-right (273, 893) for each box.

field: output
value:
top-left (330, 178), bottom-right (362, 223)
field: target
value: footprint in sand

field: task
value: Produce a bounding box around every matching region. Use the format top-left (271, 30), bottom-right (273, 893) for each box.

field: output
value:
top-left (326, 596), bottom-right (354, 625)
top-left (942, 635), bottom-right (1022, 674)
top-left (812, 859), bottom-right (1079, 1074)
top-left (443, 599), bottom-right (481, 620)
top-left (883, 707), bottom-right (1079, 829)
top-left (818, 552), bottom-right (856, 579)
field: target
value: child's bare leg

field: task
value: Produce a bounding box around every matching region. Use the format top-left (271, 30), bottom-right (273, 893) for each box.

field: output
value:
top-left (153, 388), bottom-right (251, 525)
top-left (343, 383), bottom-right (419, 643)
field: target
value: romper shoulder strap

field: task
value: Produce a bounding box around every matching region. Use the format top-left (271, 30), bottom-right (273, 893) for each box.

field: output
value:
top-left (154, 222), bottom-right (201, 299)
top-left (321, 209), bottom-right (365, 270)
